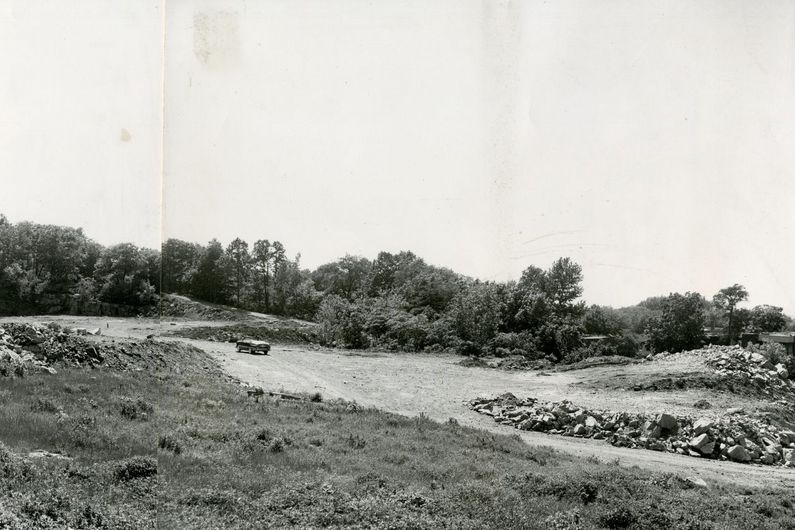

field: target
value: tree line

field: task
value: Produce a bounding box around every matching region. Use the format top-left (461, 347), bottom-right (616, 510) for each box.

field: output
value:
top-left (0, 215), bottom-right (159, 312)
top-left (2, 214), bottom-right (792, 360)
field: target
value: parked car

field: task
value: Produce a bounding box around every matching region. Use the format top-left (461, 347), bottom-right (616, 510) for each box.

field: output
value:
top-left (236, 339), bottom-right (271, 355)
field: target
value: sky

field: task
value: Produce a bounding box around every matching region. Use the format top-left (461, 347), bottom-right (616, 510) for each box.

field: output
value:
top-left (3, 1), bottom-right (795, 313)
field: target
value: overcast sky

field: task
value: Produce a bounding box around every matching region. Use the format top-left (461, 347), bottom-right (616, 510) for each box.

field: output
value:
top-left (3, 1), bottom-right (794, 313)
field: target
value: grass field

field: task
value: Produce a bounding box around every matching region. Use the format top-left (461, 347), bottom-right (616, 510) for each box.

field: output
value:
top-left (1, 343), bottom-right (794, 529)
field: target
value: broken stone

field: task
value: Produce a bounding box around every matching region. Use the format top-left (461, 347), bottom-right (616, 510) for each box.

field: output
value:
top-left (692, 418), bottom-right (714, 436)
top-left (690, 433), bottom-right (711, 450)
top-left (727, 445), bottom-right (751, 462)
top-left (684, 476), bottom-right (708, 488)
top-left (656, 413), bottom-right (677, 431)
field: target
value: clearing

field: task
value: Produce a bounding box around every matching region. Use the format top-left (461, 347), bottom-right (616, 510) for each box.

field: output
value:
top-left (5, 314), bottom-right (794, 490)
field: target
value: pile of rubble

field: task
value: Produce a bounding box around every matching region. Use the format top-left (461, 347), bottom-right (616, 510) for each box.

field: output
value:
top-left (159, 294), bottom-right (241, 321)
top-left (170, 323), bottom-right (320, 345)
top-left (661, 345), bottom-right (794, 398)
top-left (0, 323), bottom-right (108, 375)
top-left (469, 393), bottom-right (795, 467)
top-left (1, 321), bottom-right (226, 377)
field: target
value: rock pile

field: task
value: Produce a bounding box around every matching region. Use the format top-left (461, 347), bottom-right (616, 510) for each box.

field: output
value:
top-left (629, 345), bottom-right (795, 400)
top-left (159, 295), bottom-right (240, 321)
top-left (170, 323), bottom-right (320, 345)
top-left (699, 345), bottom-right (792, 389)
top-left (1, 323), bottom-right (69, 374)
top-left (1, 323), bottom-right (138, 374)
top-left (469, 393), bottom-right (795, 467)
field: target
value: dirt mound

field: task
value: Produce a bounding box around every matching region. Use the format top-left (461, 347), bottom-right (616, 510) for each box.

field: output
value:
top-left (1, 322), bottom-right (220, 376)
top-left (470, 394), bottom-right (795, 468)
top-left (159, 294), bottom-right (242, 321)
top-left (458, 355), bottom-right (553, 371)
top-left (651, 345), bottom-right (795, 400)
top-left (169, 323), bottom-right (320, 345)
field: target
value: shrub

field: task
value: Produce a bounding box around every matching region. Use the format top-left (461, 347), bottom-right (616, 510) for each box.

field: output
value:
top-left (600, 507), bottom-right (636, 528)
top-left (158, 434), bottom-right (183, 455)
top-left (268, 438), bottom-right (285, 453)
top-left (748, 342), bottom-right (794, 375)
top-left (114, 456), bottom-right (157, 481)
top-left (31, 397), bottom-right (61, 413)
top-left (346, 434), bottom-right (366, 449)
top-left (119, 398), bottom-right (153, 420)
top-left (563, 333), bottom-right (641, 364)
top-left (255, 428), bottom-right (273, 442)
top-left (544, 509), bottom-right (583, 530)
top-left (310, 392), bottom-right (323, 403)
top-left (0, 442), bottom-right (31, 479)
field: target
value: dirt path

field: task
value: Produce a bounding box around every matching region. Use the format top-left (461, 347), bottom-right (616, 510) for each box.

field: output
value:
top-left (189, 339), bottom-right (793, 490)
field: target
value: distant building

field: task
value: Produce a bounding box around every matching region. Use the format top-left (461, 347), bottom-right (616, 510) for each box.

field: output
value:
top-left (759, 332), bottom-right (795, 356)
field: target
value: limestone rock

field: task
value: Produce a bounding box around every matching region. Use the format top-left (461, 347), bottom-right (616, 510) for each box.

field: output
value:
top-left (727, 445), bottom-right (751, 462)
top-left (656, 413), bottom-right (678, 431)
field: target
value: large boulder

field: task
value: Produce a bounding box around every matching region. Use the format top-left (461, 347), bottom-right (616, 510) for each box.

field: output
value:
top-left (689, 433), bottom-right (711, 451)
top-left (727, 445), bottom-right (751, 462)
top-left (692, 418), bottom-right (714, 436)
top-left (656, 413), bottom-right (678, 431)
top-left (585, 416), bottom-right (600, 429)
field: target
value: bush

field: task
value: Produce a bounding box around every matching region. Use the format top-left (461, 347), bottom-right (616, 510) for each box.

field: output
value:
top-left (31, 397), bottom-right (61, 413)
top-left (346, 434), bottom-right (366, 449)
top-left (158, 434), bottom-right (183, 455)
top-left (119, 398), bottom-right (153, 420)
top-left (491, 332), bottom-right (539, 358)
top-left (255, 428), bottom-right (273, 442)
top-left (268, 438), bottom-right (285, 453)
top-left (562, 333), bottom-right (641, 364)
top-left (748, 342), bottom-right (794, 374)
top-left (0, 442), bottom-right (31, 479)
top-left (600, 507), bottom-right (636, 528)
top-left (114, 456), bottom-right (157, 481)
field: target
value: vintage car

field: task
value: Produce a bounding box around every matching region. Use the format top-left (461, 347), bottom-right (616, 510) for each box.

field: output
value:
top-left (235, 339), bottom-right (271, 355)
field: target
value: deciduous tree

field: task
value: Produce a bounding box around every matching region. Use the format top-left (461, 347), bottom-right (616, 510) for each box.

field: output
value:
top-left (713, 284), bottom-right (749, 343)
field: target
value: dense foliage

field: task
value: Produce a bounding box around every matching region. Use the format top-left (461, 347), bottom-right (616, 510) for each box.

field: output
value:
top-left (3, 214), bottom-right (793, 359)
top-left (0, 215), bottom-right (158, 312)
